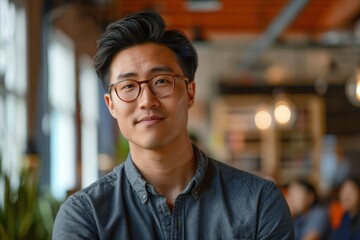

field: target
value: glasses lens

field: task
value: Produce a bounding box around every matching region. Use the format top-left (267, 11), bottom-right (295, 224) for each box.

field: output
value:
top-left (116, 80), bottom-right (139, 101)
top-left (150, 75), bottom-right (175, 97)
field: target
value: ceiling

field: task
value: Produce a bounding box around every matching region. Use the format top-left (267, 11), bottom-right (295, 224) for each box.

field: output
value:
top-left (102, 0), bottom-right (360, 41)
top-left (57, 0), bottom-right (360, 84)
top-left (93, 0), bottom-right (360, 81)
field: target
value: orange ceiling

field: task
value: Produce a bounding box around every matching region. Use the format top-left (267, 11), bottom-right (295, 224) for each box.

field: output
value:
top-left (103, 0), bottom-right (360, 40)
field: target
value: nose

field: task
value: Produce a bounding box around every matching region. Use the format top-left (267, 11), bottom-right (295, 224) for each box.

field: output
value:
top-left (138, 84), bottom-right (160, 109)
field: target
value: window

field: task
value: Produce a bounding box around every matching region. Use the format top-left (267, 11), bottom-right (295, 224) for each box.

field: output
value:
top-left (79, 56), bottom-right (99, 188)
top-left (0, 0), bottom-right (27, 190)
top-left (48, 29), bottom-right (76, 200)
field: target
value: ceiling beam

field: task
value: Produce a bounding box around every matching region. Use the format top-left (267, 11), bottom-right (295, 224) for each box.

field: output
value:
top-left (239, 0), bottom-right (310, 70)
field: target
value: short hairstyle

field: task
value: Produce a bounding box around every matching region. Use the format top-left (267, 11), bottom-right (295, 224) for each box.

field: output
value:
top-left (291, 179), bottom-right (318, 206)
top-left (341, 176), bottom-right (360, 189)
top-left (94, 11), bottom-right (198, 90)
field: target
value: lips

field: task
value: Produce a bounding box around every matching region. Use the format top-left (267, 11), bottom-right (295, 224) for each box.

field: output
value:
top-left (136, 115), bottom-right (165, 124)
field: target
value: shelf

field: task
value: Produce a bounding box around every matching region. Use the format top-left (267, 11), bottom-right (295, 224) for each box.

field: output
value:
top-left (210, 94), bottom-right (324, 186)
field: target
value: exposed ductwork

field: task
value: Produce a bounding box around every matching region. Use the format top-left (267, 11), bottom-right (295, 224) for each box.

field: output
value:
top-left (239, 0), bottom-right (310, 70)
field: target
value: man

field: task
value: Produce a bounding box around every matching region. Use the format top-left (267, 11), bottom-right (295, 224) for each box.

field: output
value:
top-left (53, 11), bottom-right (294, 239)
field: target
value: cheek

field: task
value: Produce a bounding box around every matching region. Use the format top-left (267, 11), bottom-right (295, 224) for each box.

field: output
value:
top-left (345, 193), bottom-right (357, 205)
top-left (173, 98), bottom-right (189, 122)
top-left (113, 103), bottom-right (134, 130)
top-left (293, 197), bottom-right (305, 211)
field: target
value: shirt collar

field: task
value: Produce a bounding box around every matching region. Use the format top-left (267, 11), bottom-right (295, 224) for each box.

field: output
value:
top-left (187, 144), bottom-right (208, 199)
top-left (124, 144), bottom-right (208, 204)
top-left (124, 157), bottom-right (149, 204)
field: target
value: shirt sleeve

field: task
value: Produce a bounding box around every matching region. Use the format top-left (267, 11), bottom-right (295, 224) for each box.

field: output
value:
top-left (52, 194), bottom-right (98, 240)
top-left (257, 181), bottom-right (295, 240)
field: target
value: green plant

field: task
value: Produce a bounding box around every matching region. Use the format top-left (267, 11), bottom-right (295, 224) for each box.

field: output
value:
top-left (0, 155), bottom-right (61, 240)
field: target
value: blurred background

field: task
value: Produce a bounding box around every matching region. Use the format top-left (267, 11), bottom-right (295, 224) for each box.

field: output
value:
top-left (1, 0), bottom-right (360, 229)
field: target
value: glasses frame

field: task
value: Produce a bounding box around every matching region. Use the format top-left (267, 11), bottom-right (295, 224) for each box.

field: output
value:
top-left (108, 73), bottom-right (189, 102)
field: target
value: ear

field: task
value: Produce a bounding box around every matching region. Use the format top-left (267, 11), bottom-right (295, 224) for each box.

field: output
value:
top-left (187, 81), bottom-right (196, 108)
top-left (104, 93), bottom-right (117, 119)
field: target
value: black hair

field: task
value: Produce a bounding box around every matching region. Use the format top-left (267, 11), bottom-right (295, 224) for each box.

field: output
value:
top-left (342, 176), bottom-right (360, 189)
top-left (292, 179), bottom-right (319, 206)
top-left (94, 11), bottom-right (198, 90)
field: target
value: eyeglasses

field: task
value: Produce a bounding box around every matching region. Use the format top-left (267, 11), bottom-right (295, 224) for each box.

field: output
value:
top-left (108, 74), bottom-right (189, 102)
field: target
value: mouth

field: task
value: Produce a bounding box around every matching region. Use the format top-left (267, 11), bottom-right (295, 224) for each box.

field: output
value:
top-left (136, 115), bottom-right (165, 125)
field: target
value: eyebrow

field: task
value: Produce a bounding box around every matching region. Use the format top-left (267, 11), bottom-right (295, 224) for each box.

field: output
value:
top-left (116, 66), bottom-right (175, 80)
top-left (150, 66), bottom-right (174, 74)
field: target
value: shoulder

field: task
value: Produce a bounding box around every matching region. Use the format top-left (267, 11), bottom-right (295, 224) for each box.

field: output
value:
top-left (204, 158), bottom-right (294, 238)
top-left (206, 157), bottom-right (290, 211)
top-left (301, 205), bottom-right (330, 234)
top-left (53, 165), bottom-right (126, 239)
top-left (306, 205), bottom-right (330, 227)
top-left (310, 205), bottom-right (329, 218)
top-left (204, 157), bottom-right (284, 207)
top-left (208, 158), bottom-right (275, 190)
top-left (193, 145), bottom-right (274, 193)
top-left (54, 164), bottom-right (127, 231)
top-left (64, 163), bottom-right (126, 209)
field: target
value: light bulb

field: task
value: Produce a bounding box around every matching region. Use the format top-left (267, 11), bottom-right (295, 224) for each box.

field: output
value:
top-left (356, 79), bottom-right (360, 101)
top-left (345, 68), bottom-right (360, 107)
top-left (254, 109), bottom-right (272, 130)
top-left (274, 100), bottom-right (292, 125)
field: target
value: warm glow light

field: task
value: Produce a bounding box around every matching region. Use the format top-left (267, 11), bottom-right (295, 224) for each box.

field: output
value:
top-left (345, 68), bottom-right (360, 107)
top-left (274, 101), bottom-right (292, 125)
top-left (254, 110), bottom-right (272, 130)
top-left (356, 80), bottom-right (360, 101)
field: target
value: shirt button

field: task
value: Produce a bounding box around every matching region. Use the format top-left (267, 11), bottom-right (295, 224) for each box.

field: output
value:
top-left (164, 219), bottom-right (171, 226)
top-left (193, 188), bottom-right (199, 197)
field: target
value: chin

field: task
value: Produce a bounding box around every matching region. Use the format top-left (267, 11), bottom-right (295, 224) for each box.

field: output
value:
top-left (130, 138), bottom-right (165, 150)
top-left (134, 136), bottom-right (180, 150)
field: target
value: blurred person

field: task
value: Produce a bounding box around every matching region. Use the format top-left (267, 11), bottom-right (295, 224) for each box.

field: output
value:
top-left (331, 177), bottom-right (360, 240)
top-left (327, 186), bottom-right (345, 230)
top-left (321, 135), bottom-right (350, 194)
top-left (53, 11), bottom-right (294, 239)
top-left (287, 179), bottom-right (331, 240)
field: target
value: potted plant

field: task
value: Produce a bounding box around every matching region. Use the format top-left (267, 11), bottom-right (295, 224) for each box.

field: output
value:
top-left (0, 154), bottom-right (61, 240)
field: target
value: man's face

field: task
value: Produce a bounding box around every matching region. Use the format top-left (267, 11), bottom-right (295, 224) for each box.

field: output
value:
top-left (104, 43), bottom-right (195, 151)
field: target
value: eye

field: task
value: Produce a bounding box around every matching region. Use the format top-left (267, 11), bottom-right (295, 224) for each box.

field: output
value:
top-left (154, 76), bottom-right (172, 86)
top-left (118, 81), bottom-right (137, 91)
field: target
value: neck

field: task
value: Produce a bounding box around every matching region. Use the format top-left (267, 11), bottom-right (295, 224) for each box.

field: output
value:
top-left (129, 137), bottom-right (196, 209)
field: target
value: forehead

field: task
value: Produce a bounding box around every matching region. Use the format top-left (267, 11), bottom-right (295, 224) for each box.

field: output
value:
top-left (342, 181), bottom-right (359, 192)
top-left (110, 43), bottom-right (182, 80)
top-left (289, 183), bottom-right (307, 194)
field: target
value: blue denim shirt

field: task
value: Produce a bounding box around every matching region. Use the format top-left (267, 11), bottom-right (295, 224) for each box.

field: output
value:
top-left (53, 145), bottom-right (294, 239)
